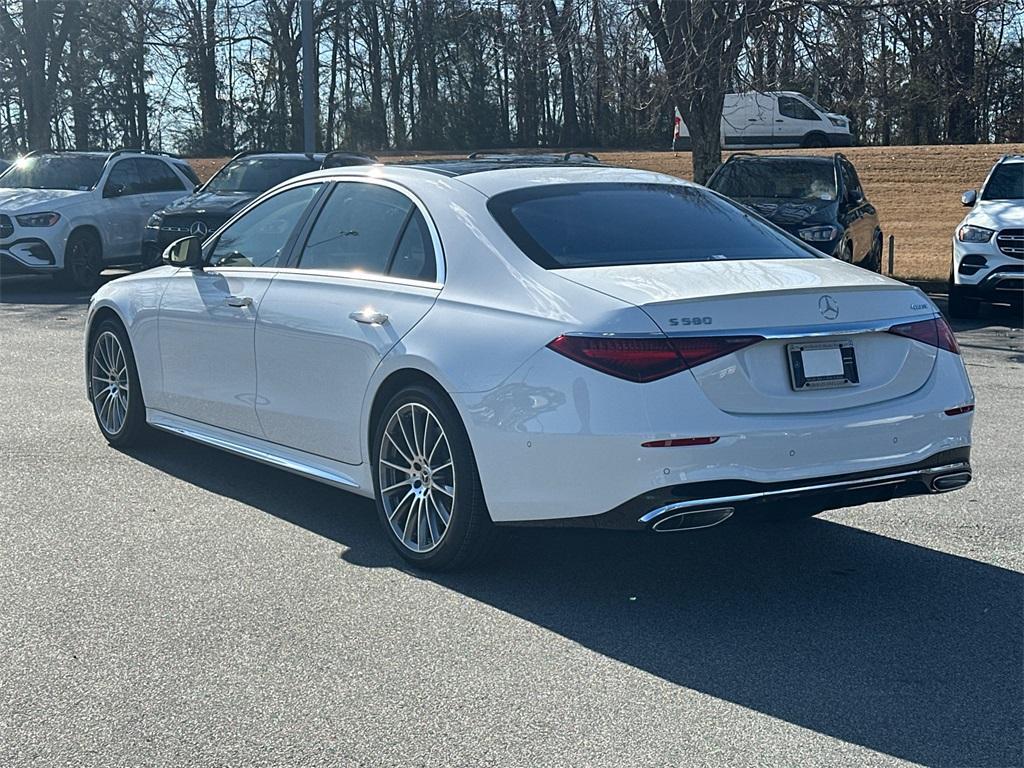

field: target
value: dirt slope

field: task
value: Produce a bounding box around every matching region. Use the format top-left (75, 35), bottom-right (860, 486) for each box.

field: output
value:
top-left (189, 143), bottom-right (1024, 281)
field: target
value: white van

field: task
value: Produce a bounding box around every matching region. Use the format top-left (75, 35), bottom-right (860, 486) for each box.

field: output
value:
top-left (673, 91), bottom-right (852, 150)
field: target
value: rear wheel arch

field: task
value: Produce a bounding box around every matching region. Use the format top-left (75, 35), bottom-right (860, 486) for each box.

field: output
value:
top-left (367, 368), bottom-right (458, 461)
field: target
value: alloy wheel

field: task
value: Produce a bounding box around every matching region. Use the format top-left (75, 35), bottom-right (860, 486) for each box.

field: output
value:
top-left (91, 331), bottom-right (130, 435)
top-left (378, 402), bottom-right (456, 553)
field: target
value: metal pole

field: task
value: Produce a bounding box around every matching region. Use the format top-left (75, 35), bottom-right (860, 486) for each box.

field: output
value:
top-left (301, 0), bottom-right (316, 153)
top-left (887, 234), bottom-right (895, 276)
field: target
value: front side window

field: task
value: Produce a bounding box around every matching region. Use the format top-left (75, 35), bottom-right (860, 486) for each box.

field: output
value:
top-left (208, 183), bottom-right (321, 268)
top-left (204, 157), bottom-right (322, 194)
top-left (298, 182), bottom-right (416, 275)
top-left (840, 161), bottom-right (864, 202)
top-left (982, 163), bottom-right (1024, 201)
top-left (778, 96), bottom-right (820, 122)
top-left (136, 158), bottom-right (186, 193)
top-left (708, 161), bottom-right (837, 201)
top-left (489, 183), bottom-right (817, 269)
top-left (0, 154), bottom-right (106, 191)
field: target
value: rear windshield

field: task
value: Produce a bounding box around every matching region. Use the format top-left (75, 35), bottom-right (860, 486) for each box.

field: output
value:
top-left (488, 183), bottom-right (818, 269)
top-left (0, 154), bottom-right (106, 190)
top-left (708, 160), bottom-right (837, 201)
top-left (203, 157), bottom-right (321, 194)
top-left (982, 163), bottom-right (1024, 201)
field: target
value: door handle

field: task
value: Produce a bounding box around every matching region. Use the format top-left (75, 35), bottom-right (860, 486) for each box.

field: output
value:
top-left (775, 119), bottom-right (784, 122)
top-left (225, 295), bottom-right (253, 308)
top-left (349, 309), bottom-right (389, 325)
top-left (747, 117), bottom-right (758, 121)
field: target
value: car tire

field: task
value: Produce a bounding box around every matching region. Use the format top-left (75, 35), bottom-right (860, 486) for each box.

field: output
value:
top-left (864, 233), bottom-right (883, 272)
top-left (836, 239), bottom-right (853, 263)
top-left (947, 271), bottom-right (980, 319)
top-left (56, 229), bottom-right (102, 291)
top-left (372, 383), bottom-right (496, 571)
top-left (802, 132), bottom-right (828, 148)
top-left (87, 318), bottom-right (149, 447)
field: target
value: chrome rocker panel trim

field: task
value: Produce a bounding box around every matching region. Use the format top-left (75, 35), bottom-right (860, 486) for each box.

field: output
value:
top-left (147, 409), bottom-right (362, 490)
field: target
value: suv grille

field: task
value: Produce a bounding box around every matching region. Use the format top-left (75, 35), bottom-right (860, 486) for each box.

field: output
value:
top-left (0, 214), bottom-right (12, 239)
top-left (161, 214), bottom-right (229, 238)
top-left (996, 229), bottom-right (1024, 259)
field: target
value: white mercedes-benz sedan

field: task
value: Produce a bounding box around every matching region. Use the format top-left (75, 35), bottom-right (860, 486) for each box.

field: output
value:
top-left (85, 154), bottom-right (974, 569)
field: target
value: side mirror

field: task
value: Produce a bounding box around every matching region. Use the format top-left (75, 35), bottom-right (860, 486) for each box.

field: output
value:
top-left (104, 183), bottom-right (125, 198)
top-left (961, 189), bottom-right (977, 207)
top-left (162, 235), bottom-right (204, 268)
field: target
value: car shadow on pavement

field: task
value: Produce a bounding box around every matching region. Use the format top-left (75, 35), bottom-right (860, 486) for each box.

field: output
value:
top-left (0, 275), bottom-right (92, 306)
top-left (124, 432), bottom-right (1023, 768)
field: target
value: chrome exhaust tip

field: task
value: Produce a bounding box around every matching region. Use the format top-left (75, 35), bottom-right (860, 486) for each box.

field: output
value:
top-left (930, 471), bottom-right (972, 492)
top-left (651, 507), bottom-right (734, 532)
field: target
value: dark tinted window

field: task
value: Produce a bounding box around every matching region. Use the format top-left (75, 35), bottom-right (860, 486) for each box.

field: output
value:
top-left (0, 154), bottom-right (105, 190)
top-left (708, 161), bottom-right (837, 201)
top-left (840, 160), bottom-right (864, 202)
top-left (490, 183), bottom-right (817, 269)
top-left (105, 159), bottom-right (144, 196)
top-left (204, 156), bottom-right (322, 194)
top-left (209, 183), bottom-right (321, 268)
top-left (389, 210), bottom-right (436, 282)
top-left (174, 161), bottom-right (200, 186)
top-left (136, 158), bottom-right (186, 193)
top-left (298, 182), bottom-right (412, 274)
top-left (778, 96), bottom-right (820, 121)
top-left (982, 163), bottom-right (1024, 201)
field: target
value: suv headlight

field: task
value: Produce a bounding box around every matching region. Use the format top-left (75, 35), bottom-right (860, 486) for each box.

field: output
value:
top-left (828, 116), bottom-right (846, 127)
top-left (957, 224), bottom-right (994, 243)
top-left (146, 212), bottom-right (164, 229)
top-left (15, 211), bottom-right (61, 227)
top-left (798, 225), bottom-right (839, 242)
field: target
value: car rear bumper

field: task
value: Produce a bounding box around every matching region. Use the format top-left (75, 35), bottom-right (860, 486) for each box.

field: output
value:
top-left (522, 447), bottom-right (971, 530)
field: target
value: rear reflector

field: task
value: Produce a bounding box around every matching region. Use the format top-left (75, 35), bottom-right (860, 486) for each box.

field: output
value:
top-left (944, 404), bottom-right (974, 416)
top-left (887, 317), bottom-right (960, 354)
top-left (642, 436), bottom-right (720, 447)
top-left (546, 334), bottom-right (763, 382)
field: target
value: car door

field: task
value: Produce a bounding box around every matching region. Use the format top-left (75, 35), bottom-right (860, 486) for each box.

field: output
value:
top-left (133, 158), bottom-right (189, 257)
top-left (255, 179), bottom-right (442, 464)
top-left (157, 182), bottom-right (324, 436)
top-left (838, 158), bottom-right (873, 260)
top-left (773, 95), bottom-right (825, 146)
top-left (101, 159), bottom-right (148, 262)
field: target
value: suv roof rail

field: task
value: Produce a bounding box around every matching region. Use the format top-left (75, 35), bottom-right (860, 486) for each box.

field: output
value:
top-left (726, 152), bottom-right (760, 160)
top-left (321, 150), bottom-right (378, 168)
top-left (105, 148), bottom-right (184, 162)
top-left (466, 150), bottom-right (602, 165)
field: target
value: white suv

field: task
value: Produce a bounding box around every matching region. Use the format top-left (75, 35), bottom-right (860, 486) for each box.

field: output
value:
top-left (0, 150), bottom-right (198, 289)
top-left (950, 154), bottom-right (1024, 318)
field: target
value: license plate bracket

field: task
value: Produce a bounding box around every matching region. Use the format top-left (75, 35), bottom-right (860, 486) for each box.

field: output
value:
top-left (787, 341), bottom-right (859, 390)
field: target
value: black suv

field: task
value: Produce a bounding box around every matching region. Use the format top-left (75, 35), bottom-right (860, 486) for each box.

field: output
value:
top-left (707, 152), bottom-right (883, 271)
top-left (142, 150), bottom-right (375, 265)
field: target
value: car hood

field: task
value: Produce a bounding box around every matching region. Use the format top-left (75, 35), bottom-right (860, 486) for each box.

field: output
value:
top-left (731, 197), bottom-right (837, 228)
top-left (160, 189), bottom-right (255, 216)
top-left (963, 199), bottom-right (1024, 230)
top-left (0, 187), bottom-right (91, 212)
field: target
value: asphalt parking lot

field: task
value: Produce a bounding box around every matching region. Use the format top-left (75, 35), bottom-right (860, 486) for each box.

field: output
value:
top-left (1, 275), bottom-right (1021, 768)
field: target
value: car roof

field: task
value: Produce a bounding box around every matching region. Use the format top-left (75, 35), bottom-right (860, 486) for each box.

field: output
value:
top-left (228, 152), bottom-right (328, 161)
top-left (726, 154), bottom-right (835, 166)
top-left (291, 159), bottom-right (690, 198)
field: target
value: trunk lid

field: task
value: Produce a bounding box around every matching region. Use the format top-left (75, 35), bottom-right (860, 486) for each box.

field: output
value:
top-left (557, 259), bottom-right (940, 414)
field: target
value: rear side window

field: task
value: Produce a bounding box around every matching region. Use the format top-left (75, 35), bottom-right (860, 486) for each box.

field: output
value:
top-left (298, 182), bottom-right (414, 275)
top-left (136, 158), bottom-right (186, 193)
top-left (489, 183), bottom-right (817, 269)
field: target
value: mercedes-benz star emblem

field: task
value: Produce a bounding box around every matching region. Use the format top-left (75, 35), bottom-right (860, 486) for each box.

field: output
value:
top-left (818, 294), bottom-right (840, 320)
top-left (189, 220), bottom-right (208, 236)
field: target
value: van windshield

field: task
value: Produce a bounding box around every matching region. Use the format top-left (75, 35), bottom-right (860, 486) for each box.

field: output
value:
top-left (708, 160), bottom-right (837, 202)
top-left (488, 183), bottom-right (817, 269)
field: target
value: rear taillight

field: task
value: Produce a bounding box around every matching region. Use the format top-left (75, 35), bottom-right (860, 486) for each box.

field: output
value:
top-left (887, 317), bottom-right (960, 354)
top-left (546, 335), bottom-right (763, 382)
